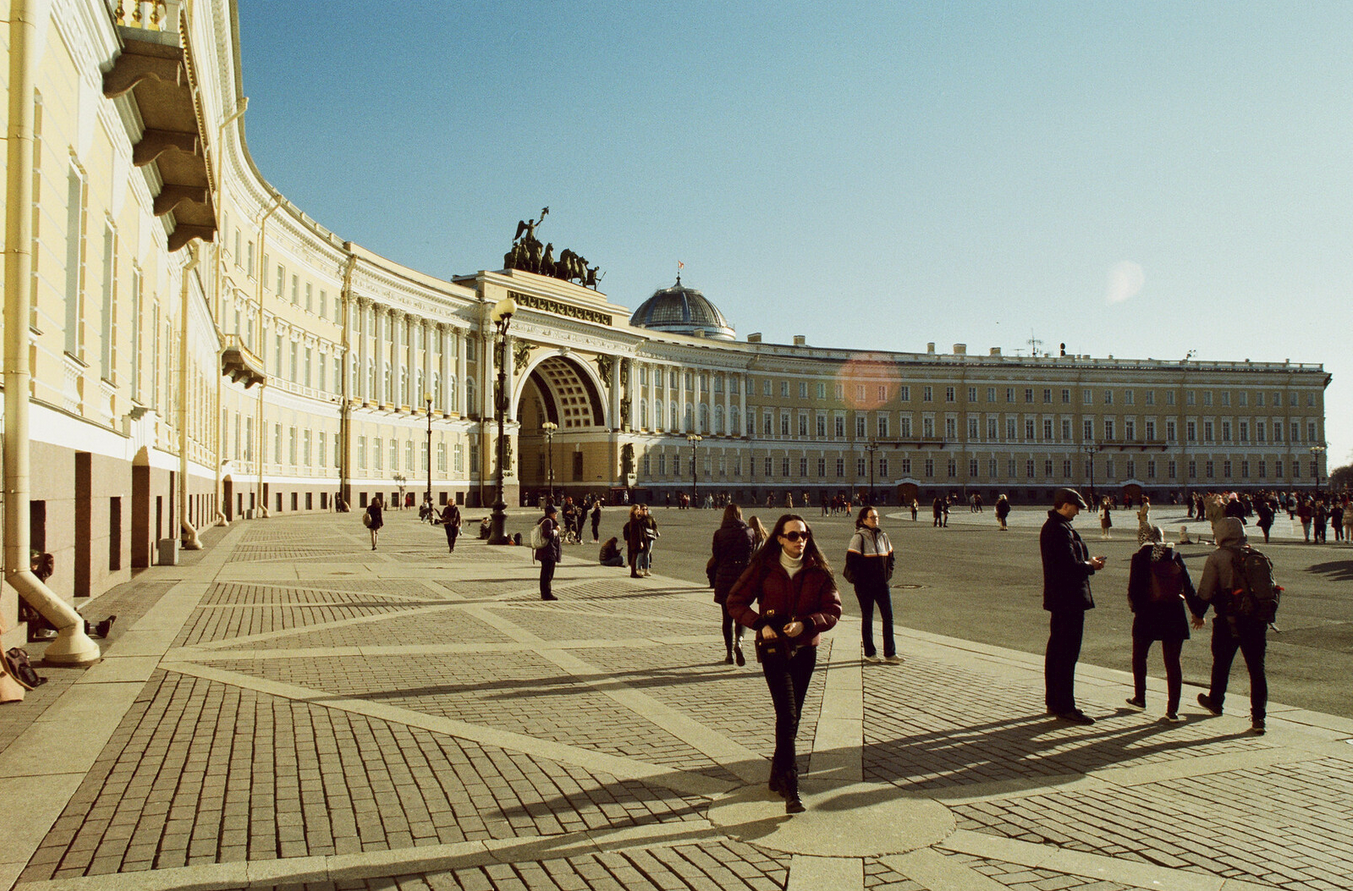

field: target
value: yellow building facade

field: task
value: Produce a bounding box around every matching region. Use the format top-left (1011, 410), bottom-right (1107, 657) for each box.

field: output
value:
top-left (1, 0), bottom-right (1330, 646)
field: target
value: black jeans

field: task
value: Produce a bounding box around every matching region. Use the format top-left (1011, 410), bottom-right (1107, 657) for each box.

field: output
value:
top-left (444, 525), bottom-right (459, 552)
top-left (1209, 618), bottom-right (1268, 721)
top-left (855, 586), bottom-right (895, 658)
top-left (539, 558), bottom-right (557, 599)
top-left (720, 602), bottom-right (744, 652)
top-left (1045, 609), bottom-right (1085, 714)
top-left (761, 644), bottom-right (817, 775)
top-left (1131, 636), bottom-right (1183, 714)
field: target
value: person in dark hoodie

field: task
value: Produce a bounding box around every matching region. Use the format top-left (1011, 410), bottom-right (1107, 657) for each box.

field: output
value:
top-left (1193, 517), bottom-right (1270, 735)
top-left (845, 505), bottom-right (899, 664)
top-left (1125, 525), bottom-right (1204, 722)
top-left (710, 503), bottom-right (758, 666)
top-left (1041, 488), bottom-right (1106, 725)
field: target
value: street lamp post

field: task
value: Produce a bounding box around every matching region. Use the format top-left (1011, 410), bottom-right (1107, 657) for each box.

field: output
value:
top-left (425, 392), bottom-right (434, 516)
top-left (1310, 443), bottom-right (1327, 494)
top-left (487, 296), bottom-right (517, 545)
top-left (542, 421), bottom-right (557, 505)
top-left (687, 433), bottom-right (702, 506)
top-left (1082, 441), bottom-right (1102, 503)
top-left (864, 440), bottom-right (879, 505)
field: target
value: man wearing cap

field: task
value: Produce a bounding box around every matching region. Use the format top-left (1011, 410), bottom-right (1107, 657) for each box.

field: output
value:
top-left (536, 504), bottom-right (562, 601)
top-left (1041, 488), bottom-right (1107, 724)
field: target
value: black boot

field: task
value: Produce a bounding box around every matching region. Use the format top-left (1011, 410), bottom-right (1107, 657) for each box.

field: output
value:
top-left (767, 765), bottom-right (785, 797)
top-left (783, 768), bottom-right (805, 814)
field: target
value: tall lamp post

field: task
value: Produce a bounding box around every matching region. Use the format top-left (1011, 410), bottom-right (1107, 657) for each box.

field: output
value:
top-left (542, 421), bottom-right (557, 505)
top-left (864, 440), bottom-right (879, 505)
top-left (487, 296), bottom-right (517, 545)
top-left (1082, 441), bottom-right (1102, 503)
top-left (424, 392), bottom-right (434, 514)
top-left (1310, 443), bottom-right (1327, 494)
top-left (687, 433), bottom-right (702, 506)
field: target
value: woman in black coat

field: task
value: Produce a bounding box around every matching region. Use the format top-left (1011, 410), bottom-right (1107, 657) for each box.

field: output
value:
top-left (1126, 526), bottom-right (1204, 722)
top-left (711, 503), bottom-right (757, 665)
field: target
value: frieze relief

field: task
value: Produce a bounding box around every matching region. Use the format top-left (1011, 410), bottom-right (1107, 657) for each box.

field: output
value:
top-left (513, 340), bottom-right (532, 374)
top-left (509, 290), bottom-right (612, 327)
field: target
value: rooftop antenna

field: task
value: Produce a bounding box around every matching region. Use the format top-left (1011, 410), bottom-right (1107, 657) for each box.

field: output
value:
top-left (1028, 331), bottom-right (1044, 357)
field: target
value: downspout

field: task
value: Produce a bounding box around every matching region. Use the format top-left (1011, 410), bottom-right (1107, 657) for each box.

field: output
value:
top-left (208, 99), bottom-right (248, 530)
top-left (254, 196), bottom-right (281, 517)
top-left (3, 0), bottom-right (100, 662)
top-left (338, 252), bottom-right (357, 507)
top-left (179, 248), bottom-right (203, 549)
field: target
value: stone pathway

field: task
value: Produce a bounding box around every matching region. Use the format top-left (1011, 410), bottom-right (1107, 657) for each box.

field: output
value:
top-left (4, 511), bottom-right (1352, 891)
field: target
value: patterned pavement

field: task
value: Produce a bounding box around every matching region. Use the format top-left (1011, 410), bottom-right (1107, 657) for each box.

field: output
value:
top-left (3, 511), bottom-right (1353, 891)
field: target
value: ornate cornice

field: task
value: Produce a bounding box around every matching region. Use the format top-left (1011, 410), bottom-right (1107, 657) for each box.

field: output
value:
top-left (509, 290), bottom-right (612, 327)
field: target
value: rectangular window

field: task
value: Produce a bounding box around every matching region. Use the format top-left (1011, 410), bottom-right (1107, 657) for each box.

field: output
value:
top-left (765, 457), bottom-right (774, 476)
top-left (1145, 420), bottom-right (1155, 440)
top-left (1007, 387), bottom-right (1016, 403)
top-left (988, 459), bottom-right (998, 478)
top-left (1062, 419), bottom-right (1072, 441)
top-left (987, 387), bottom-right (996, 402)
top-left (1083, 389), bottom-right (1093, 404)
top-left (817, 382), bottom-right (826, 399)
top-left (946, 386), bottom-right (956, 402)
top-left (1043, 419), bottom-right (1053, 440)
top-left (1203, 421), bottom-right (1214, 442)
top-left (1145, 391), bottom-right (1155, 405)
top-left (1105, 419), bottom-right (1115, 440)
top-left (781, 414), bottom-right (790, 436)
top-left (1025, 419), bottom-right (1035, 440)
top-left (987, 418), bottom-right (998, 439)
top-left (856, 416), bottom-right (866, 438)
top-left (1043, 388), bottom-right (1052, 404)
top-left (899, 386), bottom-right (910, 402)
top-left (1221, 421), bottom-right (1231, 442)
top-left (1084, 419), bottom-right (1093, 441)
top-left (924, 459), bottom-right (934, 478)
top-left (817, 457), bottom-right (826, 477)
top-left (1062, 388), bottom-right (1071, 404)
top-left (835, 416), bottom-right (845, 438)
top-left (902, 458), bottom-right (912, 475)
top-left (1025, 388), bottom-right (1034, 403)
top-left (923, 386), bottom-right (933, 402)
top-left (799, 381), bottom-right (807, 399)
top-left (879, 458), bottom-right (888, 477)
top-left (816, 416), bottom-right (827, 438)
top-left (1125, 419), bottom-right (1135, 441)
top-left (781, 457), bottom-right (791, 476)
top-left (1187, 421), bottom-right (1197, 442)
top-left (1239, 422), bottom-right (1249, 442)
top-left (1026, 459), bottom-right (1035, 479)
top-left (798, 457), bottom-right (807, 477)
top-left (1166, 420), bottom-right (1176, 442)
top-left (947, 459), bottom-right (957, 478)
top-left (798, 415), bottom-right (808, 437)
top-left (969, 417), bottom-right (979, 439)
top-left (968, 387), bottom-right (977, 402)
top-left (970, 459), bottom-right (979, 477)
top-left (925, 417), bottom-right (936, 437)
top-left (99, 224), bottom-right (117, 381)
top-left (1007, 418), bottom-right (1017, 440)
top-left (878, 416), bottom-right (889, 438)
top-left (900, 416), bottom-right (912, 437)
top-left (945, 417), bottom-right (957, 439)
top-left (836, 458), bottom-right (845, 478)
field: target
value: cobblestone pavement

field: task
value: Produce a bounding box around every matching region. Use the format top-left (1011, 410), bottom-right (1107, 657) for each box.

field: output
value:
top-left (4, 511), bottom-right (1353, 891)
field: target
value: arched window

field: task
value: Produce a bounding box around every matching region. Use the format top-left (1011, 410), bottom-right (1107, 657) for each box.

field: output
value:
top-left (654, 400), bottom-right (663, 430)
top-left (730, 405), bottom-right (742, 436)
top-left (714, 404), bottom-right (725, 435)
top-left (684, 402), bottom-right (694, 432)
top-left (640, 399), bottom-right (649, 429)
top-left (432, 372), bottom-right (441, 408)
top-left (670, 402), bottom-right (678, 433)
top-left (383, 362), bottom-right (392, 404)
top-left (448, 375), bottom-right (458, 412)
top-left (466, 379), bottom-right (477, 417)
top-left (699, 403), bottom-right (710, 434)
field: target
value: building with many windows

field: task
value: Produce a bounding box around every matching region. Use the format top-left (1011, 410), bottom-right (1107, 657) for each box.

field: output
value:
top-left (1, 0), bottom-right (1330, 642)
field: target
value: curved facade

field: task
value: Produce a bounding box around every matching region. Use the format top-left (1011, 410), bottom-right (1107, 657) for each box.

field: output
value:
top-left (1, 0), bottom-right (1331, 631)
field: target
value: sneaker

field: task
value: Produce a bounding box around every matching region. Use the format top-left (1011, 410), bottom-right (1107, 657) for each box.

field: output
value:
top-left (1056, 710), bottom-right (1096, 725)
top-left (1125, 697), bottom-right (1146, 710)
top-left (883, 655), bottom-right (903, 665)
top-left (1251, 718), bottom-right (1266, 735)
top-left (862, 654), bottom-right (882, 664)
top-left (1197, 693), bottom-right (1223, 716)
top-left (1162, 713), bottom-right (1185, 724)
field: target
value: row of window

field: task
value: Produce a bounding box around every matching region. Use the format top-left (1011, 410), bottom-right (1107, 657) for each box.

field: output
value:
top-left (354, 436), bottom-right (465, 474)
top-left (637, 452), bottom-right (1318, 483)
top-left (638, 370), bottom-right (1321, 412)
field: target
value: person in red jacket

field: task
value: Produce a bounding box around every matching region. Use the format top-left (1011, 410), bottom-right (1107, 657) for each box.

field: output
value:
top-left (727, 514), bottom-right (841, 815)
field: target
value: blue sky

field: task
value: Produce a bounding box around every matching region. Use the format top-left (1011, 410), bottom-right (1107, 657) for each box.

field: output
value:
top-left (238, 1), bottom-right (1352, 471)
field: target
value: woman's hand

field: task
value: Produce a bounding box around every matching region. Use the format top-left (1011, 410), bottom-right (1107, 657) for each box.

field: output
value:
top-left (782, 620), bottom-right (804, 638)
top-left (760, 626), bottom-right (777, 640)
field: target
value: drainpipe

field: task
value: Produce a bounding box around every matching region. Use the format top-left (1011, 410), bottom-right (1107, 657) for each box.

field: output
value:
top-left (3, 0), bottom-right (100, 663)
top-left (179, 248), bottom-right (203, 549)
top-left (207, 99), bottom-right (248, 530)
top-left (254, 196), bottom-right (281, 517)
top-left (338, 252), bottom-right (357, 506)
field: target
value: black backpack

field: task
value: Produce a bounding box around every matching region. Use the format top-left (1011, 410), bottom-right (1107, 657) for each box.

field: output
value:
top-left (1227, 547), bottom-right (1281, 624)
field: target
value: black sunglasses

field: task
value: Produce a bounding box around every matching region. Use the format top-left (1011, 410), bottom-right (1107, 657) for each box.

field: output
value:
top-left (780, 530), bottom-right (810, 542)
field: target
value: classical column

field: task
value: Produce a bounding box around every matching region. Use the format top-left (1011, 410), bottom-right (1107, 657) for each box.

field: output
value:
top-left (609, 355), bottom-right (622, 430)
top-left (437, 324), bottom-right (451, 414)
top-left (724, 372), bottom-right (732, 436)
top-left (677, 365), bottom-right (687, 434)
top-left (628, 360), bottom-right (639, 431)
top-left (455, 327), bottom-right (467, 415)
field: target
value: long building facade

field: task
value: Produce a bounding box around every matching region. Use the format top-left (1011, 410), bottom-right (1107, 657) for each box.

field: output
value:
top-left (1, 0), bottom-right (1331, 641)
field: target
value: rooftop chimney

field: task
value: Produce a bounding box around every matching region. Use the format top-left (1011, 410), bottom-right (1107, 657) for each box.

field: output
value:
top-left (953, 343), bottom-right (967, 355)
top-left (793, 335), bottom-right (806, 346)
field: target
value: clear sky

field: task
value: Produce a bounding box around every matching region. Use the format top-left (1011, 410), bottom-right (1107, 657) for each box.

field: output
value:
top-left (237, 1), bottom-right (1351, 473)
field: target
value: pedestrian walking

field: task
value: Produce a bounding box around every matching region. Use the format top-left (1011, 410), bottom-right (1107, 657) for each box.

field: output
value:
top-left (1136, 497), bottom-right (1152, 545)
top-left (845, 506), bottom-right (899, 664)
top-left (1099, 496), bottom-right (1113, 540)
top-left (364, 494), bottom-right (384, 550)
top-left (439, 500), bottom-right (461, 552)
top-left (710, 504), bottom-right (757, 666)
top-left (995, 494), bottom-right (1011, 531)
top-left (727, 514), bottom-right (841, 814)
top-left (1193, 517), bottom-right (1274, 734)
top-left (1125, 526), bottom-right (1202, 722)
top-left (1041, 488), bottom-right (1105, 725)
top-left (590, 500), bottom-right (602, 543)
top-left (623, 505), bottom-right (645, 578)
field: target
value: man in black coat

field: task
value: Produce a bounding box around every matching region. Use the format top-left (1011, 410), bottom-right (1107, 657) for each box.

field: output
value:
top-left (1041, 488), bottom-right (1106, 725)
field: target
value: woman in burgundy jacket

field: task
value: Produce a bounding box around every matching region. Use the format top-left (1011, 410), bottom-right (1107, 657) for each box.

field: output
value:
top-left (727, 514), bottom-right (841, 814)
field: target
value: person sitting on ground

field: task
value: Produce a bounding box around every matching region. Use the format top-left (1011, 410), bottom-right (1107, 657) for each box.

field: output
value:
top-left (599, 536), bottom-right (625, 567)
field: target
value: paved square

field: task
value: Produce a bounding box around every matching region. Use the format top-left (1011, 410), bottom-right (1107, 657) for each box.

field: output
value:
top-left (3, 511), bottom-right (1352, 891)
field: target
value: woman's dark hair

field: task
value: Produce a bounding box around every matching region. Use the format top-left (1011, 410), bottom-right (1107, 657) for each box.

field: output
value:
top-left (721, 503), bottom-right (743, 525)
top-left (854, 505), bottom-right (878, 529)
top-left (749, 513), bottom-right (833, 575)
